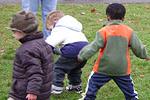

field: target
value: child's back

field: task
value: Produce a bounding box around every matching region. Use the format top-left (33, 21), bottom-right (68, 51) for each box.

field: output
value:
top-left (93, 23), bottom-right (142, 76)
top-left (8, 11), bottom-right (53, 100)
top-left (78, 3), bottom-right (149, 100)
top-left (46, 14), bottom-right (88, 58)
top-left (45, 11), bottom-right (88, 94)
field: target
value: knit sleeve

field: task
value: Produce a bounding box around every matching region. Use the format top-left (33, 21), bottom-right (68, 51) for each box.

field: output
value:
top-left (130, 32), bottom-right (149, 59)
top-left (78, 32), bottom-right (105, 61)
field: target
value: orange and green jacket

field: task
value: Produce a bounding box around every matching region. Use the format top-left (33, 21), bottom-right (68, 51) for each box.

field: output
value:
top-left (78, 20), bottom-right (149, 76)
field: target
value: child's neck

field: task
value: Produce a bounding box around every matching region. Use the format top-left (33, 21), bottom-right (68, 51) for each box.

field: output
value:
top-left (108, 19), bottom-right (124, 21)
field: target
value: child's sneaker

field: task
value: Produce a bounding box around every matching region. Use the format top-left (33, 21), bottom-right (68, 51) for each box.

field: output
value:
top-left (51, 85), bottom-right (63, 95)
top-left (66, 84), bottom-right (82, 94)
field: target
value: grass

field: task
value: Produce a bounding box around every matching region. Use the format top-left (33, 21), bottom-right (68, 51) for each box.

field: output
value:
top-left (0, 3), bottom-right (150, 100)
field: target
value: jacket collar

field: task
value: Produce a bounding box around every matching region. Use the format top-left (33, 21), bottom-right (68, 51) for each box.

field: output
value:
top-left (19, 31), bottom-right (43, 43)
top-left (103, 20), bottom-right (123, 26)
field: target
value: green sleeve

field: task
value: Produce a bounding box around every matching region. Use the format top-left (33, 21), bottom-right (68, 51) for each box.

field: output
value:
top-left (78, 32), bottom-right (104, 61)
top-left (130, 32), bottom-right (149, 59)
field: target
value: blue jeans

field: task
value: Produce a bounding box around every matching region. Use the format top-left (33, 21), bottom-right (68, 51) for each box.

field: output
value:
top-left (29, 0), bottom-right (57, 38)
top-left (21, 0), bottom-right (30, 12)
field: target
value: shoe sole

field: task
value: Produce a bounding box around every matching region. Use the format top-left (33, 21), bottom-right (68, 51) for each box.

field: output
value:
top-left (51, 90), bottom-right (63, 95)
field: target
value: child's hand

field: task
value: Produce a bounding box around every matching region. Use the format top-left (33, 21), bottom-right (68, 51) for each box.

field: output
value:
top-left (77, 58), bottom-right (83, 64)
top-left (77, 55), bottom-right (84, 63)
top-left (77, 58), bottom-right (87, 69)
top-left (53, 47), bottom-right (61, 55)
top-left (26, 94), bottom-right (37, 100)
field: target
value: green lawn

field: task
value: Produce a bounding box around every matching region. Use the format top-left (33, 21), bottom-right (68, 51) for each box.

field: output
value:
top-left (0, 3), bottom-right (150, 100)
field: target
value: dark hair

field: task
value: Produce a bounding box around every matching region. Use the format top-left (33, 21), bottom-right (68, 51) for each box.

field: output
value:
top-left (106, 3), bottom-right (126, 20)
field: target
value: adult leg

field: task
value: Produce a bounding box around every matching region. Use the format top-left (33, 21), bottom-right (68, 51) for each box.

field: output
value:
top-left (21, 0), bottom-right (30, 12)
top-left (84, 72), bottom-right (111, 100)
top-left (41, 0), bottom-right (57, 38)
top-left (29, 0), bottom-right (40, 15)
top-left (113, 75), bottom-right (138, 100)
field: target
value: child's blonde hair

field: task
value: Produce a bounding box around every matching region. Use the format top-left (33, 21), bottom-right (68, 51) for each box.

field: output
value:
top-left (46, 10), bottom-right (64, 30)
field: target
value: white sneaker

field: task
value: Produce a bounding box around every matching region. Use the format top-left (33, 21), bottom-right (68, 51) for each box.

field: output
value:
top-left (51, 85), bottom-right (63, 95)
top-left (7, 97), bottom-right (15, 100)
top-left (66, 84), bottom-right (82, 94)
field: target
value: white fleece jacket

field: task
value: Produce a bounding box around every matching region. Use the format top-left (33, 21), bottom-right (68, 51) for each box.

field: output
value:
top-left (45, 15), bottom-right (88, 47)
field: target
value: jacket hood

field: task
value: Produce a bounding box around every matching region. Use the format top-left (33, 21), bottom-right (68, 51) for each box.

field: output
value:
top-left (55, 15), bottom-right (82, 32)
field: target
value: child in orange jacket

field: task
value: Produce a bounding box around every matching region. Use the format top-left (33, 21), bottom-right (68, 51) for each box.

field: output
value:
top-left (78, 3), bottom-right (149, 100)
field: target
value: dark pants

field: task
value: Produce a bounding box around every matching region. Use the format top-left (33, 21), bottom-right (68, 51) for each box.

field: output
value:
top-left (53, 56), bottom-right (86, 87)
top-left (84, 72), bottom-right (138, 100)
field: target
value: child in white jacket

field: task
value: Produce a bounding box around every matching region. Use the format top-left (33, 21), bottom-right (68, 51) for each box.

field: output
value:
top-left (45, 10), bottom-right (88, 94)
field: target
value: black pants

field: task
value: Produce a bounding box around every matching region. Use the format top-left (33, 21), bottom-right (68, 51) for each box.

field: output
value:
top-left (53, 56), bottom-right (86, 87)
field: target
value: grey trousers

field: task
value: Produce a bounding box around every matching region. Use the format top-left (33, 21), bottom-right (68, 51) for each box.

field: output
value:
top-left (53, 56), bottom-right (86, 87)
